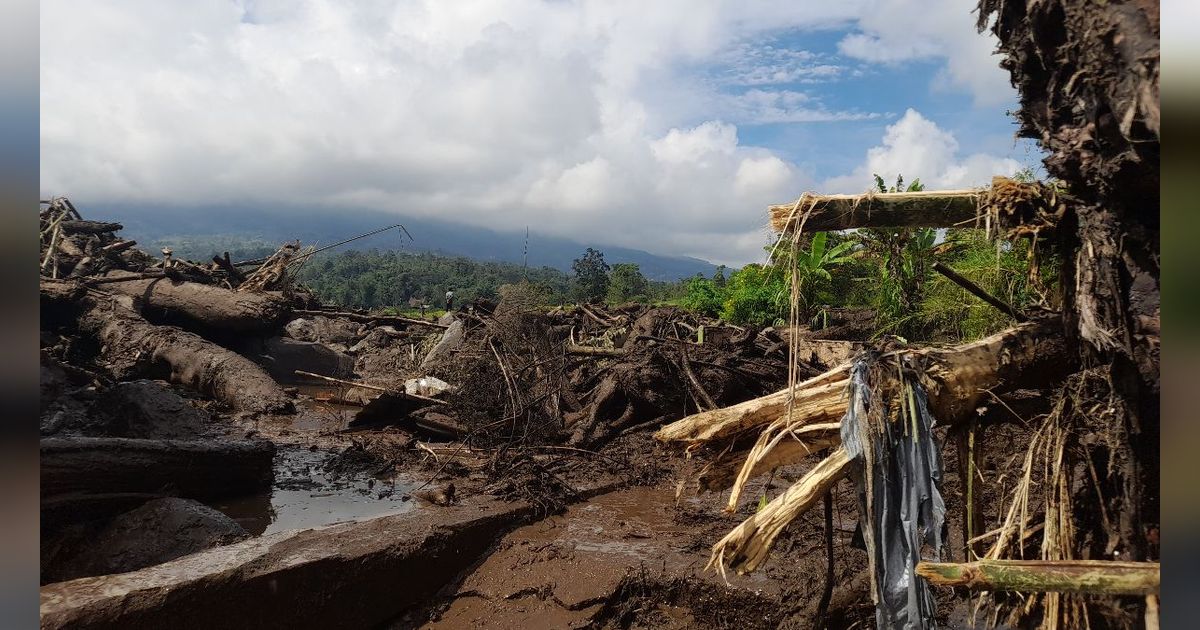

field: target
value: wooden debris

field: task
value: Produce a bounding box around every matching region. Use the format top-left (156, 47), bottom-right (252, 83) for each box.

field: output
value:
top-left (293, 370), bottom-right (447, 405)
top-left (565, 344), bottom-right (626, 357)
top-left (654, 368), bottom-right (848, 445)
top-left (697, 423), bottom-right (840, 492)
top-left (932, 261), bottom-right (1028, 322)
top-left (41, 436), bottom-right (275, 506)
top-left (59, 220), bottom-right (123, 234)
top-left (656, 320), bottom-right (1067, 446)
top-left (708, 448), bottom-right (852, 575)
top-left (915, 560), bottom-right (1160, 596)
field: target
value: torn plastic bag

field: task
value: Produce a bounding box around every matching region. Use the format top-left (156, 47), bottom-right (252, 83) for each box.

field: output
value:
top-left (841, 358), bottom-right (947, 630)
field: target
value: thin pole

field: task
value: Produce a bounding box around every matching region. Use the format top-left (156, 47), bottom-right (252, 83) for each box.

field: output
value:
top-left (931, 261), bottom-right (1028, 322)
top-left (234, 223), bottom-right (410, 266)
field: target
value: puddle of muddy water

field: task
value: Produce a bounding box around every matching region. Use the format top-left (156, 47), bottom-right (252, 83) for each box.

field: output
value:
top-left (212, 447), bottom-right (417, 536)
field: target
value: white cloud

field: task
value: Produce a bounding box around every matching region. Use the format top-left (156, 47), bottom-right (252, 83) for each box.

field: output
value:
top-left (40, 0), bottom-right (1020, 266)
top-left (836, 0), bottom-right (1011, 106)
top-left (823, 109), bottom-right (1020, 192)
top-left (723, 89), bottom-right (882, 124)
top-left (716, 43), bottom-right (845, 86)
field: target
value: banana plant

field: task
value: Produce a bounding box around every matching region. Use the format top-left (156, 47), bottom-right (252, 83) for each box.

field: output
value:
top-left (793, 232), bottom-right (858, 314)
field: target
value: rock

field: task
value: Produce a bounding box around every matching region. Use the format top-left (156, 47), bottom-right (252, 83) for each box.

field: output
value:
top-left (49, 498), bottom-right (249, 582)
top-left (283, 316), bottom-right (363, 344)
top-left (283, 317), bottom-right (316, 341)
top-left (256, 337), bottom-right (355, 383)
top-left (419, 320), bottom-right (464, 371)
top-left (404, 376), bottom-right (453, 397)
top-left (98, 380), bottom-right (209, 440)
top-left (437, 311), bottom-right (457, 326)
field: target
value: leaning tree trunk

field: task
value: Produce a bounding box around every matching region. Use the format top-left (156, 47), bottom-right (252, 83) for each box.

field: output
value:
top-left (979, 0), bottom-right (1160, 567)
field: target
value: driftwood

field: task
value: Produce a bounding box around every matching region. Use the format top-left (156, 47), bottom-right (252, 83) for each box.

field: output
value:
top-left (211, 252), bottom-right (245, 283)
top-left (916, 560), bottom-right (1160, 596)
top-left (41, 436), bottom-right (275, 514)
top-left (78, 297), bottom-right (293, 413)
top-left (100, 271), bottom-right (288, 333)
top-left (770, 189), bottom-right (983, 233)
top-left (656, 320), bottom-right (1067, 445)
top-left (101, 240), bottom-right (137, 254)
top-left (293, 309), bottom-right (449, 330)
top-left (59, 220), bottom-right (123, 234)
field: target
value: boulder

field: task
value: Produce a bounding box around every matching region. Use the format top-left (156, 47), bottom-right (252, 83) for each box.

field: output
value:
top-left (47, 498), bottom-right (248, 582)
top-left (419, 320), bottom-right (464, 371)
top-left (256, 337), bottom-right (355, 383)
top-left (97, 380), bottom-right (209, 440)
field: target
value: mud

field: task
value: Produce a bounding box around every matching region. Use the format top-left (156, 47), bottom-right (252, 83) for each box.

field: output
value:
top-left (212, 446), bottom-right (417, 536)
top-left (412, 476), bottom-right (876, 629)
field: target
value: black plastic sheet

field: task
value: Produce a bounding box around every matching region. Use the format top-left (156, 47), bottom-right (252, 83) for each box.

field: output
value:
top-left (841, 358), bottom-right (946, 629)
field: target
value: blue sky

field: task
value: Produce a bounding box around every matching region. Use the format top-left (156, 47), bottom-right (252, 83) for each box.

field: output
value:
top-left (687, 27), bottom-right (1040, 183)
top-left (41, 1), bottom-right (1043, 266)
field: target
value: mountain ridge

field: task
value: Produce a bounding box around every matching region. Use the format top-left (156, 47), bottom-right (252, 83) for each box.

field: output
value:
top-left (87, 203), bottom-right (721, 281)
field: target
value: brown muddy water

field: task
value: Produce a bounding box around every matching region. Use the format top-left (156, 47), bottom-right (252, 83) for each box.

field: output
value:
top-left (212, 446), bottom-right (418, 535)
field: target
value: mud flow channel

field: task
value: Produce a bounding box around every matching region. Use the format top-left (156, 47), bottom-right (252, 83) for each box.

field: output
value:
top-left (415, 485), bottom-right (789, 629)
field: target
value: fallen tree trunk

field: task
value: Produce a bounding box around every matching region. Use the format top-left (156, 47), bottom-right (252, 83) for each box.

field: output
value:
top-left (40, 500), bottom-right (536, 629)
top-left (654, 368), bottom-right (849, 445)
top-left (79, 297), bottom-right (293, 413)
top-left (916, 560), bottom-right (1160, 596)
top-left (657, 320), bottom-right (1068, 446)
top-left (41, 437), bottom-right (275, 523)
top-left (100, 271), bottom-right (288, 333)
top-left (770, 189), bottom-right (983, 233)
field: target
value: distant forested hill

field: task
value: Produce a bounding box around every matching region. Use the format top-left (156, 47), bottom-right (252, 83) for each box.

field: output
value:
top-left (295, 249), bottom-right (573, 308)
top-left (89, 203), bottom-right (721, 282)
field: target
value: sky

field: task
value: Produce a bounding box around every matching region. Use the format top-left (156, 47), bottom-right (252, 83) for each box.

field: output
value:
top-left (40, 0), bottom-right (1042, 267)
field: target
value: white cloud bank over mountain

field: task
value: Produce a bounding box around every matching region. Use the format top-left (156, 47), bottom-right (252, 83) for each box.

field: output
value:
top-left (41, 0), bottom-right (1022, 266)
